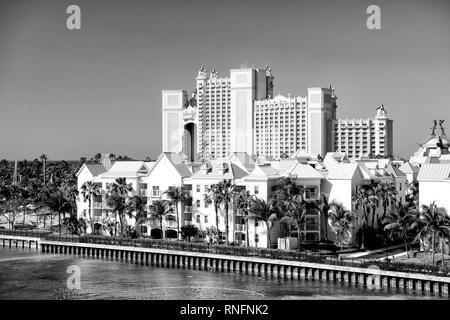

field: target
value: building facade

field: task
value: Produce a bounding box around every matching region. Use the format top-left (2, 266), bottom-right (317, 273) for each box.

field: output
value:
top-left (332, 104), bottom-right (394, 158)
top-left (162, 66), bottom-right (341, 161)
top-left (254, 86), bottom-right (337, 159)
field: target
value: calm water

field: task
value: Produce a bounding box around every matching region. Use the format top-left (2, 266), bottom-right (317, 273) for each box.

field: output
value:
top-left (0, 247), bottom-right (447, 300)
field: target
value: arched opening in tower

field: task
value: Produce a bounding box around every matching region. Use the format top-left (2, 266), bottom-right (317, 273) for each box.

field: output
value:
top-left (183, 122), bottom-right (197, 162)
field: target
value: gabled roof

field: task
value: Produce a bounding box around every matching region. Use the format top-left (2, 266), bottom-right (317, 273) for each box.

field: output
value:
top-left (167, 153), bottom-right (192, 177)
top-left (244, 164), bottom-right (280, 180)
top-left (323, 151), bottom-right (349, 167)
top-left (385, 163), bottom-right (407, 178)
top-left (144, 161), bottom-right (156, 171)
top-left (148, 153), bottom-right (192, 178)
top-left (290, 149), bottom-right (311, 159)
top-left (358, 163), bottom-right (392, 179)
top-left (76, 163), bottom-right (107, 177)
top-left (269, 159), bottom-right (298, 175)
top-left (191, 160), bottom-right (248, 180)
top-left (326, 163), bottom-right (360, 180)
top-left (99, 161), bottom-right (147, 178)
top-left (398, 162), bottom-right (420, 174)
top-left (226, 152), bottom-right (255, 172)
top-left (285, 162), bottom-right (324, 179)
top-left (417, 163), bottom-right (450, 181)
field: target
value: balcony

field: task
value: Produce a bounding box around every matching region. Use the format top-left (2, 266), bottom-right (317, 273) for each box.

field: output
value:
top-left (166, 220), bottom-right (178, 228)
top-left (151, 191), bottom-right (161, 198)
top-left (93, 202), bottom-right (103, 209)
top-left (149, 220), bottom-right (161, 228)
top-left (92, 216), bottom-right (103, 224)
top-left (183, 206), bottom-right (192, 213)
top-left (140, 190), bottom-right (148, 197)
top-left (235, 224), bottom-right (246, 232)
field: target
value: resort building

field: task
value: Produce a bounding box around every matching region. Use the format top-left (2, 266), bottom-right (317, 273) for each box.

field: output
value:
top-left (332, 104), bottom-right (394, 159)
top-left (417, 163), bottom-right (450, 217)
top-left (162, 65), bottom-right (339, 161)
top-left (254, 87), bottom-right (337, 159)
top-left (398, 162), bottom-right (420, 184)
top-left (162, 66), bottom-right (273, 161)
top-left (409, 120), bottom-right (450, 166)
top-left (76, 149), bottom-right (408, 248)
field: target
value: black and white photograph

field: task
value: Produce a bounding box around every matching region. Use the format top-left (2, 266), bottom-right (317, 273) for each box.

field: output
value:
top-left (0, 0), bottom-right (449, 310)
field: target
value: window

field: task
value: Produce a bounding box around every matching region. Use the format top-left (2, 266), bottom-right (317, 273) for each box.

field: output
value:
top-left (205, 216), bottom-right (208, 224)
top-left (254, 185), bottom-right (259, 195)
top-left (196, 215), bottom-right (201, 224)
top-left (304, 187), bottom-right (318, 200)
top-left (255, 221), bottom-right (259, 227)
top-left (255, 234), bottom-right (259, 243)
top-left (152, 186), bottom-right (160, 197)
top-left (83, 209), bottom-right (87, 217)
top-left (196, 185), bottom-right (201, 193)
top-left (140, 183), bottom-right (148, 196)
top-left (196, 200), bottom-right (200, 208)
top-left (204, 185), bottom-right (209, 193)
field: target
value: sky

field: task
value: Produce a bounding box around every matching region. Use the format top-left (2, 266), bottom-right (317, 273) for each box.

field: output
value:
top-left (0, 0), bottom-right (449, 161)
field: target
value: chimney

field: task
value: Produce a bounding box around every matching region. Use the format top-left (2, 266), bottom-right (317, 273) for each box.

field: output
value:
top-left (101, 153), bottom-right (112, 171)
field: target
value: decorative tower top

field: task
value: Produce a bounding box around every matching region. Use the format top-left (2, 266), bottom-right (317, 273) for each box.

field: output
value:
top-left (210, 69), bottom-right (219, 78)
top-left (375, 104), bottom-right (388, 119)
top-left (439, 119), bottom-right (446, 136)
top-left (265, 65), bottom-right (272, 77)
top-left (431, 120), bottom-right (438, 136)
top-left (197, 65), bottom-right (208, 79)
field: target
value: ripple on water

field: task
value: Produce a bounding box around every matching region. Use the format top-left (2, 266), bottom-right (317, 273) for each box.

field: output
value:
top-left (129, 286), bottom-right (266, 300)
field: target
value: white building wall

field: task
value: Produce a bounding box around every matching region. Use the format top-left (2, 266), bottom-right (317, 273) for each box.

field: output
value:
top-left (162, 90), bottom-right (186, 153)
top-left (76, 167), bottom-right (94, 219)
top-left (419, 181), bottom-right (450, 216)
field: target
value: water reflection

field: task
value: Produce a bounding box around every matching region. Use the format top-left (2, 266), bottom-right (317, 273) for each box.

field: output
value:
top-left (0, 247), bottom-right (445, 300)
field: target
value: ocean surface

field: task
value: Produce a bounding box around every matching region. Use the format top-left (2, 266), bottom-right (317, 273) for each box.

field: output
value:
top-left (0, 247), bottom-right (446, 300)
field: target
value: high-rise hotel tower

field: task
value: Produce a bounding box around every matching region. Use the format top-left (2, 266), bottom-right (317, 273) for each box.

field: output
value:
top-left (162, 65), bottom-right (390, 161)
top-left (332, 105), bottom-right (394, 158)
top-left (162, 65), bottom-right (273, 160)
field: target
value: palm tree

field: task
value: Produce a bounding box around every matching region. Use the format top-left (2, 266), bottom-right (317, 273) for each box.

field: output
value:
top-left (248, 198), bottom-right (278, 249)
top-left (204, 183), bottom-right (224, 243)
top-left (40, 184), bottom-right (73, 234)
top-left (217, 180), bottom-right (236, 245)
top-left (106, 178), bottom-right (132, 236)
top-left (149, 200), bottom-right (173, 239)
top-left (125, 195), bottom-right (148, 238)
top-left (437, 228), bottom-right (450, 268)
top-left (164, 186), bottom-right (188, 240)
top-left (280, 194), bottom-right (308, 252)
top-left (382, 202), bottom-right (416, 258)
top-left (80, 181), bottom-right (101, 232)
top-left (412, 202), bottom-right (450, 265)
top-left (328, 201), bottom-right (355, 250)
top-left (270, 177), bottom-right (302, 213)
top-left (366, 181), bottom-right (381, 228)
top-left (352, 187), bottom-right (373, 250)
top-left (40, 154), bottom-right (48, 185)
top-left (234, 189), bottom-right (252, 247)
top-left (181, 224), bottom-right (199, 242)
top-left (377, 182), bottom-right (398, 221)
top-left (317, 194), bottom-right (330, 241)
